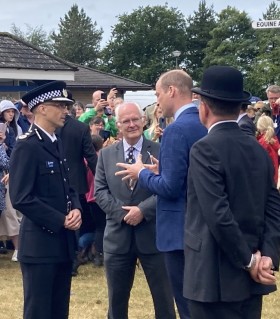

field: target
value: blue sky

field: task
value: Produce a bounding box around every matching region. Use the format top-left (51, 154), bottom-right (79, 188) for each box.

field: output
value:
top-left (0, 0), bottom-right (276, 47)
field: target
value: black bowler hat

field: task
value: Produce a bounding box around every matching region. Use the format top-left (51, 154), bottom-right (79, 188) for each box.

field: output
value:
top-left (192, 66), bottom-right (251, 102)
top-left (22, 81), bottom-right (74, 111)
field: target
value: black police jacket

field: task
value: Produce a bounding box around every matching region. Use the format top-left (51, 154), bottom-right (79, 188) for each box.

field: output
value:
top-left (9, 125), bottom-right (82, 263)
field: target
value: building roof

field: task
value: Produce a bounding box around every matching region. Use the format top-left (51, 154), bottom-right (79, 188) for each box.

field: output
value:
top-left (0, 32), bottom-right (76, 71)
top-left (66, 64), bottom-right (152, 91)
top-left (0, 32), bottom-right (152, 91)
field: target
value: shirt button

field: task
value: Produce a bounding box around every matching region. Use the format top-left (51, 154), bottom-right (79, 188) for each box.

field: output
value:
top-left (60, 161), bottom-right (63, 164)
top-left (51, 170), bottom-right (54, 174)
top-left (64, 178), bottom-right (66, 182)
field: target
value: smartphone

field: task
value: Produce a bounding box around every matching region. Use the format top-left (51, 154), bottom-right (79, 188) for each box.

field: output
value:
top-left (0, 123), bottom-right (7, 133)
top-left (99, 129), bottom-right (110, 141)
top-left (104, 107), bottom-right (112, 116)
top-left (158, 117), bottom-right (167, 130)
top-left (101, 93), bottom-right (107, 100)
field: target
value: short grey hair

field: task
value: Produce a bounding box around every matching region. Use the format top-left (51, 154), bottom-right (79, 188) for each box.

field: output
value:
top-left (115, 102), bottom-right (144, 122)
top-left (266, 85), bottom-right (280, 95)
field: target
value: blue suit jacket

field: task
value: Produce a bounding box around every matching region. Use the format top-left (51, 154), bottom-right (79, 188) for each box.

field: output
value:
top-left (139, 106), bottom-right (207, 251)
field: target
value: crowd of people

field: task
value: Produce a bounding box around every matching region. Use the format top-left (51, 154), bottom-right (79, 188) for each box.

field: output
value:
top-left (0, 66), bottom-right (280, 319)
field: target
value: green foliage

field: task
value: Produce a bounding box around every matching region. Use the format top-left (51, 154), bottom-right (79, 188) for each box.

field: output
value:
top-left (10, 24), bottom-right (53, 52)
top-left (203, 7), bottom-right (257, 71)
top-left (100, 5), bottom-right (187, 85)
top-left (51, 4), bottom-right (103, 67)
top-left (8, 1), bottom-right (280, 96)
top-left (246, 1), bottom-right (280, 97)
top-left (185, 0), bottom-right (217, 82)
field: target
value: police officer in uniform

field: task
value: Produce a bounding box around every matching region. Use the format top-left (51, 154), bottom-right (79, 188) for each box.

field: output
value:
top-left (9, 81), bottom-right (82, 319)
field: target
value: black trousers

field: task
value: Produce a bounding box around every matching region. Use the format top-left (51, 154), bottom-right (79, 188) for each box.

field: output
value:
top-left (89, 202), bottom-right (106, 253)
top-left (188, 294), bottom-right (263, 319)
top-left (105, 246), bottom-right (176, 319)
top-left (21, 262), bottom-right (72, 319)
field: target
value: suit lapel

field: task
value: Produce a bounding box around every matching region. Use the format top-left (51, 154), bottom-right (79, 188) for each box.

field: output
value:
top-left (115, 141), bottom-right (132, 192)
top-left (141, 138), bottom-right (152, 165)
top-left (132, 138), bottom-right (153, 193)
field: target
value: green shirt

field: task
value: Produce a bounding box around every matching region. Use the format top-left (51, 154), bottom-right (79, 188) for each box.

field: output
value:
top-left (78, 108), bottom-right (118, 137)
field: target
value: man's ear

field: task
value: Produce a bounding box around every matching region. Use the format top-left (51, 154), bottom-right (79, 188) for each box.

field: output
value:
top-left (168, 85), bottom-right (176, 98)
top-left (37, 104), bottom-right (46, 115)
top-left (198, 100), bottom-right (208, 125)
top-left (117, 122), bottom-right (122, 132)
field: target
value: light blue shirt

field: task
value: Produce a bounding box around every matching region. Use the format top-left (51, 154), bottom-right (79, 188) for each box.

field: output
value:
top-left (174, 102), bottom-right (197, 121)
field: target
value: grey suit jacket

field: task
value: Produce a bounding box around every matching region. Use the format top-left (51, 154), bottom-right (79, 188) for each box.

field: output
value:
top-left (94, 137), bottom-right (160, 254)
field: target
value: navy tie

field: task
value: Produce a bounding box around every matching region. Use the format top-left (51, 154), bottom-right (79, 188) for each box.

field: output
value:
top-left (125, 146), bottom-right (135, 190)
top-left (126, 146), bottom-right (135, 164)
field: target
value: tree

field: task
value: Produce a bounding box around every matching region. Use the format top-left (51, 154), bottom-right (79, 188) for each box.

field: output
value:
top-left (10, 24), bottom-right (53, 52)
top-left (203, 6), bottom-right (257, 74)
top-left (100, 5), bottom-right (188, 85)
top-left (51, 4), bottom-right (103, 67)
top-left (246, 1), bottom-right (280, 98)
top-left (185, 0), bottom-right (217, 82)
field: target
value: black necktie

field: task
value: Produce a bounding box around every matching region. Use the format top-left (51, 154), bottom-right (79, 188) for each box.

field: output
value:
top-left (126, 146), bottom-right (135, 164)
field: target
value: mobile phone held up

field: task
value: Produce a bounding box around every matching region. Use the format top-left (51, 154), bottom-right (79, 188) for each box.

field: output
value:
top-left (101, 92), bottom-right (107, 100)
top-left (0, 123), bottom-right (7, 134)
top-left (99, 129), bottom-right (111, 141)
top-left (158, 117), bottom-right (167, 130)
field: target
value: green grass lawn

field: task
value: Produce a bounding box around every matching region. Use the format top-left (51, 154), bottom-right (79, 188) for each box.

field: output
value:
top-left (0, 251), bottom-right (279, 318)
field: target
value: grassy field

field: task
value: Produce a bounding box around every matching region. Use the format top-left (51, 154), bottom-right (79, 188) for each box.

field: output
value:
top-left (0, 251), bottom-right (279, 319)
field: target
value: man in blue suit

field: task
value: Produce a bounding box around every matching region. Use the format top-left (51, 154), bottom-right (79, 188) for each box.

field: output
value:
top-left (116, 69), bottom-right (207, 319)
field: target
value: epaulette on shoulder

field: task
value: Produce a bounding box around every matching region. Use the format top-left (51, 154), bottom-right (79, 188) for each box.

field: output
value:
top-left (18, 130), bottom-right (36, 140)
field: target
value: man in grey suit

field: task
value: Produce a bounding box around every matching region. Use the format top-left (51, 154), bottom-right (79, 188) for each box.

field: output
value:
top-left (94, 102), bottom-right (176, 319)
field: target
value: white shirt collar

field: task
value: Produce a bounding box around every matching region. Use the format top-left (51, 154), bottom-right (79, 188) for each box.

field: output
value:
top-left (123, 135), bottom-right (143, 153)
top-left (34, 123), bottom-right (57, 142)
top-left (208, 120), bottom-right (237, 133)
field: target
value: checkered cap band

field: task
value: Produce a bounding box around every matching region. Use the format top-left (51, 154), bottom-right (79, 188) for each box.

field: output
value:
top-left (28, 89), bottom-right (62, 109)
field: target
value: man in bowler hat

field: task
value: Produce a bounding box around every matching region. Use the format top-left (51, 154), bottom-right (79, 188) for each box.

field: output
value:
top-left (184, 66), bottom-right (280, 319)
top-left (9, 81), bottom-right (82, 319)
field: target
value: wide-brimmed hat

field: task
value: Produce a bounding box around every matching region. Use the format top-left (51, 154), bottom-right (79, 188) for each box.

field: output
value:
top-left (192, 66), bottom-right (251, 102)
top-left (22, 81), bottom-right (74, 111)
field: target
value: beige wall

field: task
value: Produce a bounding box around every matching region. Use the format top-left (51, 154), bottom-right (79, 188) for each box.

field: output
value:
top-left (71, 89), bottom-right (92, 106)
